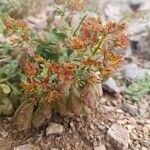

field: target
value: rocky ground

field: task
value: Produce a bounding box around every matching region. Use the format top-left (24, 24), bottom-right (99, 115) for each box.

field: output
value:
top-left (0, 0), bottom-right (150, 150)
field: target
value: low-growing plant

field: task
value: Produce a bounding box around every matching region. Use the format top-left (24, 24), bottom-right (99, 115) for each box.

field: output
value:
top-left (124, 72), bottom-right (150, 101)
top-left (13, 16), bottom-right (128, 130)
top-left (0, 17), bottom-right (34, 116)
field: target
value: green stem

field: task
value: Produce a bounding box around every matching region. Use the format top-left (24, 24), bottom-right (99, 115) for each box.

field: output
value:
top-left (92, 34), bottom-right (107, 56)
top-left (73, 14), bottom-right (87, 36)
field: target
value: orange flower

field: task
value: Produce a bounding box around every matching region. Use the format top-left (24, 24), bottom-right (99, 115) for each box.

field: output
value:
top-left (69, 37), bottom-right (85, 50)
top-left (21, 82), bottom-right (35, 92)
top-left (21, 33), bottom-right (30, 41)
top-left (49, 63), bottom-right (61, 74)
top-left (104, 21), bottom-right (116, 34)
top-left (100, 67), bottom-right (113, 76)
top-left (61, 70), bottom-right (73, 81)
top-left (82, 58), bottom-right (99, 66)
top-left (41, 77), bottom-right (50, 89)
top-left (81, 17), bottom-right (102, 33)
top-left (15, 20), bottom-right (28, 31)
top-left (63, 63), bottom-right (77, 72)
top-left (33, 55), bottom-right (45, 63)
top-left (115, 35), bottom-right (128, 48)
top-left (60, 63), bottom-right (77, 81)
top-left (81, 17), bottom-right (102, 42)
top-left (45, 90), bottom-right (62, 103)
top-left (5, 17), bottom-right (14, 30)
top-left (118, 22), bottom-right (127, 31)
top-left (88, 75), bottom-right (101, 83)
top-left (104, 49), bottom-right (123, 68)
top-left (23, 62), bottom-right (39, 77)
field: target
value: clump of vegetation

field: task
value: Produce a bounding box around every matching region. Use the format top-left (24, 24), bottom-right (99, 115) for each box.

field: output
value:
top-left (124, 73), bottom-right (150, 101)
top-left (0, 17), bottom-right (34, 116)
top-left (13, 16), bottom-right (128, 130)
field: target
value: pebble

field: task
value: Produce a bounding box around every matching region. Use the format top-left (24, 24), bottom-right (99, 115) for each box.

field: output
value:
top-left (107, 123), bottom-right (129, 150)
top-left (103, 77), bottom-right (121, 94)
top-left (122, 103), bottom-right (138, 117)
top-left (46, 122), bottom-right (64, 136)
top-left (14, 144), bottom-right (39, 150)
top-left (94, 145), bottom-right (106, 150)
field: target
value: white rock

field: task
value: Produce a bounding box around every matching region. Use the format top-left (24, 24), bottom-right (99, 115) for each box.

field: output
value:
top-left (94, 145), bottom-right (106, 150)
top-left (103, 1), bottom-right (129, 21)
top-left (14, 144), bottom-right (39, 150)
top-left (107, 123), bottom-right (129, 150)
top-left (103, 77), bottom-right (121, 94)
top-left (122, 63), bottom-right (150, 82)
top-left (128, 21), bottom-right (147, 41)
top-left (46, 122), bottom-right (64, 136)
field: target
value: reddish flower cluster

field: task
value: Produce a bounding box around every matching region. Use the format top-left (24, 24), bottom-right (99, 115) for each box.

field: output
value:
top-left (23, 62), bottom-right (39, 77)
top-left (21, 57), bottom-right (63, 105)
top-left (17, 16), bottom-right (129, 127)
top-left (68, 17), bottom-right (128, 78)
top-left (4, 16), bottom-right (30, 41)
top-left (69, 37), bottom-right (85, 50)
top-left (49, 62), bottom-right (77, 81)
top-left (69, 17), bottom-right (128, 51)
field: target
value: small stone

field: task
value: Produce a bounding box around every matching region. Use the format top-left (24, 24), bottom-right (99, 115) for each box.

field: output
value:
top-left (70, 121), bottom-right (76, 132)
top-left (141, 147), bottom-right (147, 150)
top-left (51, 148), bottom-right (58, 150)
top-left (46, 122), bottom-right (64, 136)
top-left (90, 124), bottom-right (95, 130)
top-left (103, 1), bottom-right (129, 21)
top-left (128, 21), bottom-right (147, 41)
top-left (140, 140), bottom-right (150, 147)
top-left (122, 103), bottom-right (138, 117)
top-left (0, 130), bottom-right (8, 138)
top-left (107, 123), bottom-right (129, 150)
top-left (99, 97), bottom-right (107, 104)
top-left (14, 144), bottom-right (39, 150)
top-left (122, 63), bottom-right (150, 82)
top-left (116, 109), bottom-right (124, 113)
top-left (94, 145), bottom-right (106, 150)
top-left (103, 77), bottom-right (121, 94)
top-left (126, 125), bottom-right (135, 132)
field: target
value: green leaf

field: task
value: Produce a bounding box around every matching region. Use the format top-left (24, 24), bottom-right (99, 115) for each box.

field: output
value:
top-left (0, 60), bottom-right (19, 80)
top-left (0, 84), bottom-right (11, 94)
top-left (0, 97), bottom-right (14, 116)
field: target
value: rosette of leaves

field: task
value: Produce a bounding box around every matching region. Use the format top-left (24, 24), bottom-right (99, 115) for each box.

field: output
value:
top-left (124, 72), bottom-right (150, 101)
